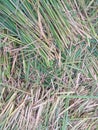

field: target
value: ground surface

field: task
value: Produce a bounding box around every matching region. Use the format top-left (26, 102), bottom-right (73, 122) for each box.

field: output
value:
top-left (0, 0), bottom-right (98, 130)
